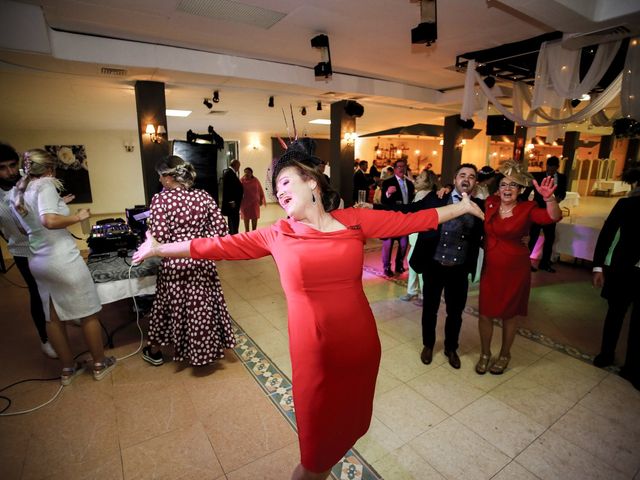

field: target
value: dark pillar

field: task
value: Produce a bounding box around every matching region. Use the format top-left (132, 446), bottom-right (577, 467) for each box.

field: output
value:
top-left (135, 81), bottom-right (170, 205)
top-left (598, 134), bottom-right (614, 158)
top-left (513, 125), bottom-right (527, 164)
top-left (562, 131), bottom-right (580, 185)
top-left (441, 115), bottom-right (464, 184)
top-left (625, 138), bottom-right (640, 169)
top-left (330, 100), bottom-right (356, 206)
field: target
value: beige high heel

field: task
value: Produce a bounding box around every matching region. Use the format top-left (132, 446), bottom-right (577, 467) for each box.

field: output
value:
top-left (489, 355), bottom-right (510, 375)
top-left (475, 353), bottom-right (492, 375)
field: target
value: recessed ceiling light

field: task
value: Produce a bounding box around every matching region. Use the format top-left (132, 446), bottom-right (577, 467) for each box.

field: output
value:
top-left (166, 109), bottom-right (192, 117)
top-left (309, 119), bottom-right (331, 125)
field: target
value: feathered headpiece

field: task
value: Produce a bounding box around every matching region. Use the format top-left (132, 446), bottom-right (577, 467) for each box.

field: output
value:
top-left (267, 105), bottom-right (323, 196)
top-left (497, 160), bottom-right (533, 187)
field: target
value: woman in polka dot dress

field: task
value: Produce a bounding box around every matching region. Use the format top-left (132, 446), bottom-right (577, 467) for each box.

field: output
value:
top-left (141, 156), bottom-right (235, 366)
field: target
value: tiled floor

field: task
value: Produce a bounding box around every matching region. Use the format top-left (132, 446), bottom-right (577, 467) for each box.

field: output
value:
top-left (1, 201), bottom-right (639, 479)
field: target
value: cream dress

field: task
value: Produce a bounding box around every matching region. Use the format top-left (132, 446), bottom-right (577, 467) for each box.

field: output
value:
top-left (12, 178), bottom-right (101, 321)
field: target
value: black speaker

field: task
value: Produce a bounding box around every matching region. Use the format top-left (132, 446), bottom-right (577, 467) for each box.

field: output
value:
top-left (344, 100), bottom-right (364, 118)
top-left (486, 115), bottom-right (515, 136)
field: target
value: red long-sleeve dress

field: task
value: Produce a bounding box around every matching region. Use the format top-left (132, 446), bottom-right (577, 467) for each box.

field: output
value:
top-left (480, 197), bottom-right (555, 319)
top-left (190, 207), bottom-right (440, 472)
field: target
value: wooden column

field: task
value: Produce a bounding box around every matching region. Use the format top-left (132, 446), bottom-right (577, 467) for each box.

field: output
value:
top-left (135, 81), bottom-right (170, 205)
top-left (441, 115), bottom-right (464, 185)
top-left (562, 131), bottom-right (580, 185)
top-left (513, 125), bottom-right (528, 164)
top-left (330, 100), bottom-right (356, 206)
top-left (598, 134), bottom-right (614, 159)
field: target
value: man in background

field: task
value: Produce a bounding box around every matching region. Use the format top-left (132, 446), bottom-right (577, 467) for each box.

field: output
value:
top-left (524, 156), bottom-right (567, 272)
top-left (221, 159), bottom-right (243, 234)
top-left (353, 160), bottom-right (373, 202)
top-left (0, 143), bottom-right (57, 358)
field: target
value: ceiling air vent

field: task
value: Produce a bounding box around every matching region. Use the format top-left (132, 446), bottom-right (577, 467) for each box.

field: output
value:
top-left (100, 67), bottom-right (127, 76)
top-left (178, 0), bottom-right (287, 29)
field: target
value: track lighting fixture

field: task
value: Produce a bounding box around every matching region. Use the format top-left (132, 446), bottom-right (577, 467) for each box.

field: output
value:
top-left (570, 98), bottom-right (581, 108)
top-left (301, 106), bottom-right (307, 116)
top-left (268, 96), bottom-right (274, 108)
top-left (310, 34), bottom-right (332, 79)
top-left (483, 76), bottom-right (496, 88)
top-left (317, 101), bottom-right (322, 111)
top-left (212, 90), bottom-right (220, 103)
top-left (203, 98), bottom-right (213, 109)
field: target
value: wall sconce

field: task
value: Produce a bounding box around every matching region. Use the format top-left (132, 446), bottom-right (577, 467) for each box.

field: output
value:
top-left (124, 142), bottom-right (135, 152)
top-left (146, 124), bottom-right (166, 143)
top-left (456, 139), bottom-right (466, 150)
top-left (343, 131), bottom-right (357, 145)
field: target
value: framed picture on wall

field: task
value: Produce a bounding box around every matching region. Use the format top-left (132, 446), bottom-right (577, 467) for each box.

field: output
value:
top-left (44, 145), bottom-right (93, 203)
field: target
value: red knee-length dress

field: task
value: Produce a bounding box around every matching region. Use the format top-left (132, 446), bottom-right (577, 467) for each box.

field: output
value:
top-left (190, 207), bottom-right (439, 472)
top-left (479, 196), bottom-right (555, 320)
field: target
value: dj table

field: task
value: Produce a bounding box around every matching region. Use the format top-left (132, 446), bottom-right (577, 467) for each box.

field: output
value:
top-left (87, 252), bottom-right (160, 304)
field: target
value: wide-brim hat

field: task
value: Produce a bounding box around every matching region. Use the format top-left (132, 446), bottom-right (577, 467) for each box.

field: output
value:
top-left (497, 160), bottom-right (533, 187)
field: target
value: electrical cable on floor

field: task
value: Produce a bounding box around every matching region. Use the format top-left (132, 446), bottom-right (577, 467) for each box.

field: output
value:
top-left (0, 261), bottom-right (146, 416)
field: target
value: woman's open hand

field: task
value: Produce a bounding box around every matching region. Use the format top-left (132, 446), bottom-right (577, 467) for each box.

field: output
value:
top-left (533, 176), bottom-right (557, 201)
top-left (460, 192), bottom-right (485, 220)
top-left (132, 231), bottom-right (160, 265)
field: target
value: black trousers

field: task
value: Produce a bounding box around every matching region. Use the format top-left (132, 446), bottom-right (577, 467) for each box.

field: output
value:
top-left (600, 267), bottom-right (640, 380)
top-left (14, 255), bottom-right (48, 343)
top-left (226, 209), bottom-right (241, 235)
top-left (529, 222), bottom-right (556, 267)
top-left (381, 236), bottom-right (408, 271)
top-left (421, 262), bottom-right (468, 351)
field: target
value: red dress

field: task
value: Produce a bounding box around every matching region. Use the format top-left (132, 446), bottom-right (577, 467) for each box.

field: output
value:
top-left (479, 196), bottom-right (554, 319)
top-left (190, 207), bottom-right (439, 472)
top-left (240, 176), bottom-right (266, 220)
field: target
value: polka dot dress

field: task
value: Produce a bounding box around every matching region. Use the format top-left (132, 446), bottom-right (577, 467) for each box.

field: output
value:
top-left (148, 188), bottom-right (235, 365)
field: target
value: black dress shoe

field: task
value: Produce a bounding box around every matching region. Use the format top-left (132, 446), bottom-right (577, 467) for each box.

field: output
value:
top-left (420, 346), bottom-right (433, 365)
top-left (383, 268), bottom-right (394, 277)
top-left (593, 352), bottom-right (614, 368)
top-left (444, 350), bottom-right (461, 369)
top-left (530, 266), bottom-right (538, 272)
top-left (395, 266), bottom-right (406, 274)
top-left (539, 264), bottom-right (556, 273)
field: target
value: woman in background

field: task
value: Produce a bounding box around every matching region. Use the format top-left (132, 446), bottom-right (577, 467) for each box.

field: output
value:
top-left (240, 167), bottom-right (267, 232)
top-left (12, 149), bottom-right (116, 384)
top-left (399, 169), bottom-right (439, 304)
top-left (141, 156), bottom-right (235, 367)
top-left (476, 161), bottom-right (561, 375)
top-left (134, 148), bottom-right (484, 480)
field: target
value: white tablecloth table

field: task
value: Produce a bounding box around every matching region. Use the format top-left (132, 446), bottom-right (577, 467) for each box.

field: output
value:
top-left (591, 180), bottom-right (631, 196)
top-left (559, 191), bottom-right (580, 209)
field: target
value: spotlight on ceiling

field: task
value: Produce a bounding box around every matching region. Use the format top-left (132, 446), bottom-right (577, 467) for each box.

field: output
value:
top-left (203, 98), bottom-right (213, 109)
top-left (301, 106), bottom-right (307, 116)
top-left (268, 96), bottom-right (274, 108)
top-left (411, 0), bottom-right (437, 46)
top-left (317, 101), bottom-right (322, 111)
top-left (212, 90), bottom-right (220, 103)
top-left (483, 76), bottom-right (496, 88)
top-left (311, 34), bottom-right (332, 79)
top-left (344, 100), bottom-right (364, 118)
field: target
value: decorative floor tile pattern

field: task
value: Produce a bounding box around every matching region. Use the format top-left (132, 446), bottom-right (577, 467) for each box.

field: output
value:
top-left (230, 321), bottom-right (383, 480)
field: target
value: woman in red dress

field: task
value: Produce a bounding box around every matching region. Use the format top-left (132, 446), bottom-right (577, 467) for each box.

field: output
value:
top-left (477, 161), bottom-right (561, 375)
top-left (240, 167), bottom-right (266, 232)
top-left (134, 149), bottom-right (484, 480)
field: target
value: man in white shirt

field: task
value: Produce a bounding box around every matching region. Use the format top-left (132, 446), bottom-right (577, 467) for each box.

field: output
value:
top-left (0, 143), bottom-right (57, 358)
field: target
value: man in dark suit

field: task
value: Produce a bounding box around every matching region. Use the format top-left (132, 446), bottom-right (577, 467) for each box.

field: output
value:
top-left (524, 156), bottom-right (567, 272)
top-left (376, 163), bottom-right (484, 368)
top-left (380, 159), bottom-right (415, 276)
top-left (221, 159), bottom-right (243, 234)
top-left (353, 160), bottom-right (373, 202)
top-left (591, 167), bottom-right (640, 390)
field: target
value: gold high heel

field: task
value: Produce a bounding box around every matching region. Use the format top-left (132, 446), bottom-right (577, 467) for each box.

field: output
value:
top-left (489, 355), bottom-right (510, 375)
top-left (475, 353), bottom-right (492, 375)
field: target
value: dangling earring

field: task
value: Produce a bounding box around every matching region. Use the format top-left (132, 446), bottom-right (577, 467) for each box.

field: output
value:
top-left (312, 192), bottom-right (316, 203)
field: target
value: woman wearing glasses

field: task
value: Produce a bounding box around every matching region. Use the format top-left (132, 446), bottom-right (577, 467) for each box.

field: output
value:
top-left (476, 161), bottom-right (561, 375)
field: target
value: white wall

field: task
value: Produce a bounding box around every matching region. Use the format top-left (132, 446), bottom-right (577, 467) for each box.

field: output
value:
top-left (2, 128), bottom-right (146, 214)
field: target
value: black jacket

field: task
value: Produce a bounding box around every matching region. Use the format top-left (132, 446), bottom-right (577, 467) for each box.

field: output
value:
top-left (593, 195), bottom-right (640, 270)
top-left (221, 168), bottom-right (243, 215)
top-left (522, 171), bottom-right (568, 206)
top-left (380, 176), bottom-right (415, 206)
top-left (375, 191), bottom-right (485, 280)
